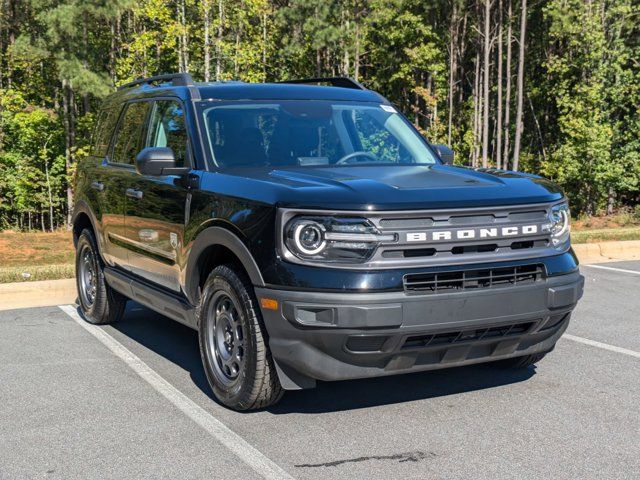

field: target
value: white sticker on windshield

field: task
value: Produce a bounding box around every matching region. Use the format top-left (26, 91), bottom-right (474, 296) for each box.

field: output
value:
top-left (380, 104), bottom-right (397, 113)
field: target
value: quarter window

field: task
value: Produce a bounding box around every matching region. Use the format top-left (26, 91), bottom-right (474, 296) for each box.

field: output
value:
top-left (110, 102), bottom-right (150, 165)
top-left (91, 107), bottom-right (122, 157)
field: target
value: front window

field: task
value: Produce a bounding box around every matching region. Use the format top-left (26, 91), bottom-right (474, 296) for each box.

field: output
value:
top-left (198, 101), bottom-right (439, 168)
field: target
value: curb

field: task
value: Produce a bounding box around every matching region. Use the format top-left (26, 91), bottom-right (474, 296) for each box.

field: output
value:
top-left (572, 239), bottom-right (640, 265)
top-left (1, 240), bottom-right (639, 311)
top-left (0, 278), bottom-right (76, 311)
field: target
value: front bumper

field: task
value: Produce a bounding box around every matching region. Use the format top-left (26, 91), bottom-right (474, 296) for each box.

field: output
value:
top-left (256, 270), bottom-right (584, 389)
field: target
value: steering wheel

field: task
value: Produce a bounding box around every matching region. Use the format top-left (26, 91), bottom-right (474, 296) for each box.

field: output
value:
top-left (335, 151), bottom-right (379, 165)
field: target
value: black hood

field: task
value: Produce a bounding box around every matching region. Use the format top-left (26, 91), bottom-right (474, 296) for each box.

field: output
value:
top-left (201, 164), bottom-right (564, 210)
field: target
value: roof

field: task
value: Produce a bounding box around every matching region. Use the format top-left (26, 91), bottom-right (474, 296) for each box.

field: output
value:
top-left (114, 74), bottom-right (389, 104)
top-left (195, 82), bottom-right (388, 103)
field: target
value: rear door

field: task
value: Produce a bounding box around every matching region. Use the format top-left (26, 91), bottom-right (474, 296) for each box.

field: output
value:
top-left (124, 98), bottom-right (192, 292)
top-left (100, 100), bottom-right (152, 269)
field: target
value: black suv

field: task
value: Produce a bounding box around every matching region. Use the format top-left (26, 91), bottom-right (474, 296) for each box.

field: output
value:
top-left (73, 73), bottom-right (584, 410)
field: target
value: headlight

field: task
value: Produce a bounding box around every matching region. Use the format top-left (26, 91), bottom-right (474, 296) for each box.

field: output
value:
top-left (543, 202), bottom-right (571, 249)
top-left (284, 216), bottom-right (395, 263)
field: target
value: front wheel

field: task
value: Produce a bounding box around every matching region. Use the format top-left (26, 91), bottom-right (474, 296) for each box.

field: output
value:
top-left (198, 265), bottom-right (283, 410)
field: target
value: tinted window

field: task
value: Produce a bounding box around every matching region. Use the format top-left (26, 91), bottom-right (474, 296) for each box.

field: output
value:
top-left (91, 107), bottom-right (122, 157)
top-left (110, 102), bottom-right (150, 165)
top-left (147, 100), bottom-right (188, 167)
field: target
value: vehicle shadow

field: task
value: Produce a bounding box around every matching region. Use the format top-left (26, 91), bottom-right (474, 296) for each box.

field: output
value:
top-left (113, 303), bottom-right (536, 415)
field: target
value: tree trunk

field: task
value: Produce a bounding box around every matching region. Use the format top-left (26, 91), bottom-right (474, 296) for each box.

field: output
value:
top-left (513, 0), bottom-right (526, 171)
top-left (82, 11), bottom-right (90, 113)
top-left (6, 0), bottom-right (15, 87)
top-left (109, 18), bottom-right (117, 85)
top-left (354, 20), bottom-right (360, 81)
top-left (0, 0), bottom-right (4, 90)
top-left (503, 0), bottom-right (512, 168)
top-left (496, 0), bottom-right (503, 169)
top-left (62, 79), bottom-right (74, 228)
top-left (262, 11), bottom-right (267, 81)
top-left (179, 0), bottom-right (189, 72)
top-left (472, 51), bottom-right (481, 167)
top-left (481, 0), bottom-right (491, 168)
top-left (203, 0), bottom-right (211, 81)
top-left (606, 187), bottom-right (615, 215)
top-left (447, 2), bottom-right (458, 146)
top-left (215, 0), bottom-right (223, 81)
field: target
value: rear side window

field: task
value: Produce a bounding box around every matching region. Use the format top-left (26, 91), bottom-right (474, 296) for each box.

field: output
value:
top-left (91, 107), bottom-right (122, 157)
top-left (110, 102), bottom-right (150, 165)
top-left (147, 100), bottom-right (188, 167)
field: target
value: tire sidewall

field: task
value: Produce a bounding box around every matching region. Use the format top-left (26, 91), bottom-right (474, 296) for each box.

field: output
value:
top-left (199, 268), bottom-right (260, 408)
top-left (75, 229), bottom-right (110, 324)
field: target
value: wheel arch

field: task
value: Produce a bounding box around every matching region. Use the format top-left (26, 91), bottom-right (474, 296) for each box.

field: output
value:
top-left (71, 201), bottom-right (106, 261)
top-left (185, 226), bottom-right (265, 306)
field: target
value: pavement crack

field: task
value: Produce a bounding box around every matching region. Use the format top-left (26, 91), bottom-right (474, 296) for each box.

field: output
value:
top-left (295, 450), bottom-right (435, 468)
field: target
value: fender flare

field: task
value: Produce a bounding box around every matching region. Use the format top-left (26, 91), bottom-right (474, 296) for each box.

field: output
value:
top-left (71, 200), bottom-right (106, 259)
top-left (184, 226), bottom-right (265, 305)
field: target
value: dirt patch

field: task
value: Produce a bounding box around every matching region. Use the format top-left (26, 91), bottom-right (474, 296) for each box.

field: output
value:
top-left (0, 230), bottom-right (74, 268)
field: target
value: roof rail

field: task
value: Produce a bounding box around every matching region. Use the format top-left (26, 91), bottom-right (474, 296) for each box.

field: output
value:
top-left (117, 73), bottom-right (195, 91)
top-left (278, 77), bottom-right (365, 90)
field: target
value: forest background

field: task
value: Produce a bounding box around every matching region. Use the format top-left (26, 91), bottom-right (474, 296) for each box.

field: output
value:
top-left (0, 0), bottom-right (638, 232)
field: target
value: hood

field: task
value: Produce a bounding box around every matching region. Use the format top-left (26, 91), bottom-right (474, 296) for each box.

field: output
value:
top-left (200, 164), bottom-right (564, 210)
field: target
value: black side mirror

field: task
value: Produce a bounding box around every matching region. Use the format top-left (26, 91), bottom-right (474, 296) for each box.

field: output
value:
top-left (432, 144), bottom-right (455, 165)
top-left (135, 147), bottom-right (189, 176)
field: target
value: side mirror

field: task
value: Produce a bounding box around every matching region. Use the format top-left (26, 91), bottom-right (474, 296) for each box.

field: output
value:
top-left (432, 144), bottom-right (454, 165)
top-left (135, 147), bottom-right (189, 176)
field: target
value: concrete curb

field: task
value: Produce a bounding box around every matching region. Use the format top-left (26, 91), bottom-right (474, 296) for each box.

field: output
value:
top-left (572, 239), bottom-right (640, 265)
top-left (0, 239), bottom-right (639, 311)
top-left (0, 278), bottom-right (76, 311)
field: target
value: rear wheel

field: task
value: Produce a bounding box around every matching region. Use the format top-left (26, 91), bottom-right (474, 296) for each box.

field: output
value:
top-left (494, 351), bottom-right (548, 369)
top-left (198, 265), bottom-right (283, 410)
top-left (75, 228), bottom-right (126, 325)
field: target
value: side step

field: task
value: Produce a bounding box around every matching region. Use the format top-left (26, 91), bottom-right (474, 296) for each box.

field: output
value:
top-left (104, 267), bottom-right (198, 329)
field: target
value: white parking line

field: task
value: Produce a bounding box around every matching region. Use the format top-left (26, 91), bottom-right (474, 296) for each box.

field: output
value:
top-left (563, 334), bottom-right (640, 360)
top-left (582, 264), bottom-right (640, 276)
top-left (58, 305), bottom-right (295, 480)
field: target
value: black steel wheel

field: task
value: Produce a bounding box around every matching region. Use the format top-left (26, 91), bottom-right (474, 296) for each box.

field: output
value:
top-left (206, 292), bottom-right (246, 385)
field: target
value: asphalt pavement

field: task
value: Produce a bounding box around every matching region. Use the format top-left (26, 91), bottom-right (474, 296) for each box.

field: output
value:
top-left (0, 261), bottom-right (638, 480)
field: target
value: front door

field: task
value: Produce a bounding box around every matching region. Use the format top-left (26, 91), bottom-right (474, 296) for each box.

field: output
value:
top-left (124, 99), bottom-right (191, 292)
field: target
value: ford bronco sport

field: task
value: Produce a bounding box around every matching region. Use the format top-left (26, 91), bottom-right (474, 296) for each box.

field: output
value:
top-left (73, 73), bottom-right (584, 410)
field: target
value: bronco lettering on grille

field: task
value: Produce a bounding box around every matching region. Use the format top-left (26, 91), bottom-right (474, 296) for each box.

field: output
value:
top-left (406, 225), bottom-right (540, 242)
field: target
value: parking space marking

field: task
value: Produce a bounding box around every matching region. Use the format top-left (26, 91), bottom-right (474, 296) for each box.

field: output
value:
top-left (582, 264), bottom-right (640, 275)
top-left (563, 334), bottom-right (640, 360)
top-left (58, 305), bottom-right (295, 480)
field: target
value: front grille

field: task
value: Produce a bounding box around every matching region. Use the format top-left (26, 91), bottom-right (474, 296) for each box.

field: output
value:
top-left (403, 264), bottom-right (544, 294)
top-left (402, 321), bottom-right (535, 350)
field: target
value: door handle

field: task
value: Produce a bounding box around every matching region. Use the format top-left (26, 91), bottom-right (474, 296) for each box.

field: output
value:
top-left (91, 181), bottom-right (104, 192)
top-left (125, 188), bottom-right (143, 200)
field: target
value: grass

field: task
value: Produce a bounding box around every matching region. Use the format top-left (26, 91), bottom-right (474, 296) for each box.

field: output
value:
top-left (0, 230), bottom-right (75, 283)
top-left (1, 217), bottom-right (640, 283)
top-left (571, 226), bottom-right (640, 244)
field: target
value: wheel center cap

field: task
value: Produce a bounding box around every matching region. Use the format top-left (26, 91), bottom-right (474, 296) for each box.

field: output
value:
top-left (224, 331), bottom-right (232, 345)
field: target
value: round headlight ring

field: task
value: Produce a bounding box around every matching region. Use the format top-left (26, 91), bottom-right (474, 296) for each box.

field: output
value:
top-left (551, 207), bottom-right (570, 236)
top-left (293, 221), bottom-right (327, 255)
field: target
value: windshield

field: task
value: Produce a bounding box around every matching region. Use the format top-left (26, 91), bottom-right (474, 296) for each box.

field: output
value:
top-left (198, 101), bottom-right (439, 168)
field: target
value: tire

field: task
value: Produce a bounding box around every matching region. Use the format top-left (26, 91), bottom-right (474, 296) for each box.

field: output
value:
top-left (494, 351), bottom-right (548, 369)
top-left (198, 265), bottom-right (283, 410)
top-left (75, 228), bottom-right (126, 325)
